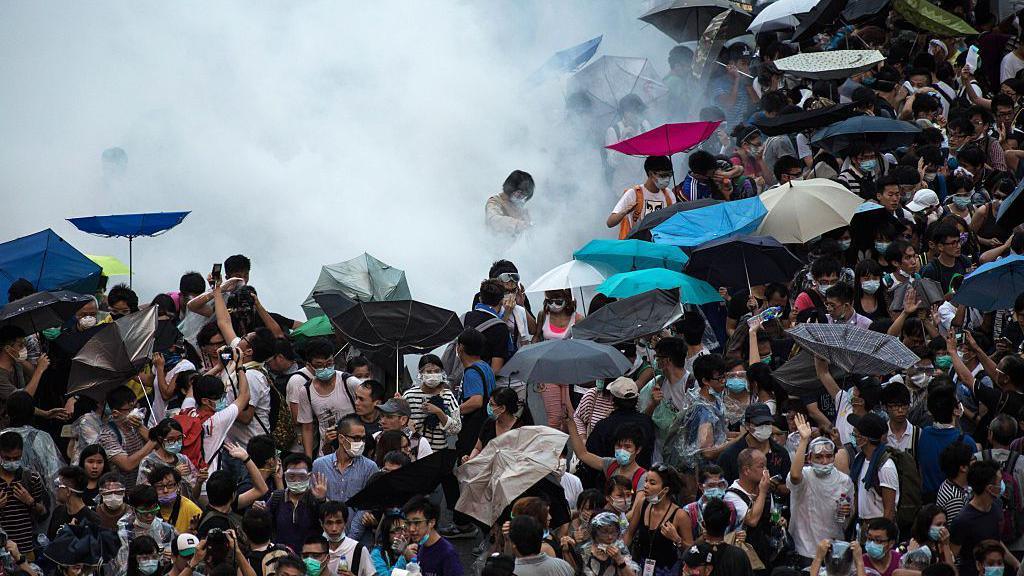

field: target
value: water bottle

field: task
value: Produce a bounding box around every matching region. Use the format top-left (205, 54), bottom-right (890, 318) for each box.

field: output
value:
top-left (407, 562), bottom-right (422, 576)
top-left (747, 306), bottom-right (782, 327)
top-left (770, 498), bottom-right (780, 524)
top-left (836, 493), bottom-right (851, 524)
top-left (338, 555), bottom-right (349, 574)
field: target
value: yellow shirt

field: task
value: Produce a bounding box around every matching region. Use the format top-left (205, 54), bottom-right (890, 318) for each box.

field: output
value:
top-left (162, 495), bottom-right (202, 534)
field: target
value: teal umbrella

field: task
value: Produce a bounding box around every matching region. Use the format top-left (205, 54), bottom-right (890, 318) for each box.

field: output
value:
top-left (301, 253), bottom-right (412, 319)
top-left (573, 239), bottom-right (688, 273)
top-left (596, 269), bottom-right (723, 304)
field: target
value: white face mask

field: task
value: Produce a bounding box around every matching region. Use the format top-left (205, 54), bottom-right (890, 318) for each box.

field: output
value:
top-left (420, 372), bottom-right (444, 388)
top-left (655, 176), bottom-right (673, 189)
top-left (6, 347), bottom-right (27, 362)
top-left (346, 441), bottom-right (365, 457)
top-left (78, 315), bottom-right (97, 329)
top-left (751, 424), bottom-right (773, 441)
top-left (102, 493), bottom-right (124, 509)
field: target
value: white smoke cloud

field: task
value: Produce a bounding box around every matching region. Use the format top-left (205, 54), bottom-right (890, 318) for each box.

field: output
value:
top-left (0, 1), bottom-right (679, 318)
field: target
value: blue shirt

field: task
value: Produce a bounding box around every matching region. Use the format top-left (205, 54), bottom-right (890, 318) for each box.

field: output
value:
top-left (918, 427), bottom-right (977, 494)
top-left (312, 453), bottom-right (379, 540)
top-left (461, 360), bottom-right (495, 402)
top-left (681, 173), bottom-right (712, 201)
top-left (371, 546), bottom-right (408, 576)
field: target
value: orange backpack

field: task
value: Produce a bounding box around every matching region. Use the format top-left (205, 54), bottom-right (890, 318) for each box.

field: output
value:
top-left (618, 186), bottom-right (672, 239)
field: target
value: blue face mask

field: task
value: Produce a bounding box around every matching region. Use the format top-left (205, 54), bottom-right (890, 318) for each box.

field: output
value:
top-left (725, 378), bottom-right (748, 393)
top-left (874, 241), bottom-right (891, 253)
top-left (703, 487), bottom-right (726, 500)
top-left (139, 559), bottom-right (160, 575)
top-left (865, 541), bottom-right (887, 560)
top-left (164, 440), bottom-right (183, 455)
top-left (614, 448), bottom-right (632, 466)
top-left (314, 367), bottom-right (336, 382)
top-left (953, 196), bottom-right (972, 209)
top-left (838, 239), bottom-right (852, 251)
top-left (929, 526), bottom-right (943, 541)
top-left (214, 396), bottom-right (229, 411)
top-left (860, 159), bottom-right (878, 172)
top-left (486, 403), bottom-right (497, 419)
top-left (761, 355), bottom-right (772, 366)
top-left (984, 567), bottom-right (1005, 576)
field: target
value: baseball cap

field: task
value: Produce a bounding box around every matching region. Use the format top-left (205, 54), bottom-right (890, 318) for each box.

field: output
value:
top-left (847, 412), bottom-right (887, 440)
top-left (379, 398), bottom-right (411, 417)
top-left (907, 189), bottom-right (940, 212)
top-left (744, 403), bottom-right (773, 425)
top-left (173, 533), bottom-right (199, 557)
top-left (682, 542), bottom-right (716, 568)
top-left (607, 376), bottom-right (638, 399)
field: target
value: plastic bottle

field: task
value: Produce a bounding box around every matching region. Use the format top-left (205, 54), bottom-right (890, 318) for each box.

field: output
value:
top-left (836, 493), bottom-right (851, 524)
top-left (407, 562), bottom-right (422, 576)
top-left (747, 306), bottom-right (782, 327)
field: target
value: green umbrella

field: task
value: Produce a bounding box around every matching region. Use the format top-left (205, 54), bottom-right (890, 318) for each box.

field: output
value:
top-left (574, 239), bottom-right (689, 273)
top-left (894, 0), bottom-right (977, 36)
top-left (290, 315), bottom-right (335, 340)
top-left (301, 253), bottom-right (412, 319)
top-left (596, 268), bottom-right (723, 305)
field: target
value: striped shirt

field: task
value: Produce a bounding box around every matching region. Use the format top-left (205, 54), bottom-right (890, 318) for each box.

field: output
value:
top-left (0, 468), bottom-right (46, 552)
top-left (99, 420), bottom-right (147, 490)
top-left (936, 479), bottom-right (970, 522)
top-left (573, 388), bottom-right (617, 437)
top-left (402, 387), bottom-right (462, 451)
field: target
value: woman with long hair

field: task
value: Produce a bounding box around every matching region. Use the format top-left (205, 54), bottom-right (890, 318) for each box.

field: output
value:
top-left (534, 289), bottom-right (583, 429)
top-left (624, 464), bottom-right (688, 576)
top-left (78, 443), bottom-right (110, 506)
top-left (370, 508), bottom-right (410, 576)
top-left (853, 259), bottom-right (890, 321)
top-left (373, 430), bottom-right (412, 468)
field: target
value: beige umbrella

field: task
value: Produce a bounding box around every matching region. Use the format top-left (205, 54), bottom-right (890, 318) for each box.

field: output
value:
top-left (455, 426), bottom-right (568, 526)
top-left (755, 178), bottom-right (863, 244)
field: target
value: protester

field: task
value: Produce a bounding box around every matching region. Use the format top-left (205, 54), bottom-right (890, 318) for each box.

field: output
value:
top-left (402, 354), bottom-right (461, 452)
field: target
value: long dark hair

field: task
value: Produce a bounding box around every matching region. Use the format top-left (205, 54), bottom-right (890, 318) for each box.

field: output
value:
top-left (374, 509), bottom-right (407, 568)
top-left (910, 504), bottom-right (944, 546)
top-left (853, 258), bottom-right (889, 314)
top-left (127, 535), bottom-right (161, 576)
top-left (78, 444), bottom-right (110, 479)
top-left (374, 430), bottom-right (409, 467)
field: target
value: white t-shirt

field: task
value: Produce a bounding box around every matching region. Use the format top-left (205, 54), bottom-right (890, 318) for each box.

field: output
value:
top-left (327, 536), bottom-right (375, 576)
top-left (612, 186), bottom-right (676, 229)
top-left (723, 481), bottom-right (756, 524)
top-left (855, 458), bottom-right (900, 519)
top-left (787, 467), bottom-right (855, 559)
top-left (224, 364), bottom-right (272, 445)
top-left (561, 470), bottom-right (583, 510)
top-left (293, 368), bottom-right (361, 440)
top-left (1002, 51), bottom-right (1024, 83)
top-left (179, 398), bottom-right (240, 477)
top-left (834, 389), bottom-right (854, 445)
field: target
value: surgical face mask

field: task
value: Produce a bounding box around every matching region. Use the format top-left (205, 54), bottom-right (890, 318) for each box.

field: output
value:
top-left (874, 241), bottom-right (891, 253)
top-left (214, 396), bottom-right (229, 411)
top-left (610, 496), bottom-right (632, 513)
top-left (859, 159), bottom-right (878, 172)
top-left (646, 488), bottom-right (666, 505)
top-left (486, 403), bottom-right (496, 419)
top-left (984, 567), bottom-right (1005, 576)
top-left (164, 440), bottom-right (182, 455)
top-left (837, 239), bottom-right (852, 251)
top-left (314, 367), bottom-right (336, 382)
top-left (655, 176), bottom-right (673, 189)
top-left (547, 300), bottom-right (566, 313)
top-left (6, 346), bottom-right (27, 362)
top-left (0, 460), bottom-right (19, 473)
top-left (323, 531), bottom-right (344, 544)
top-left (861, 280), bottom-right (881, 294)
top-left (812, 462), bottom-right (835, 477)
top-left (751, 424), bottom-right (773, 441)
top-left (138, 559), bottom-right (160, 575)
top-left (935, 355), bottom-right (953, 370)
top-left (910, 372), bottom-right (930, 387)
top-left (287, 478), bottom-right (310, 493)
top-left (102, 493), bottom-right (124, 509)
top-left (703, 487), bottom-right (726, 500)
top-left (924, 172), bottom-right (937, 183)
top-left (78, 315), bottom-right (97, 329)
top-left (929, 526), bottom-right (943, 541)
top-left (614, 448), bottom-right (632, 466)
top-left (760, 355), bottom-right (772, 366)
top-left (865, 541), bottom-right (887, 560)
top-left (953, 195), bottom-right (972, 209)
top-left (420, 372), bottom-right (444, 388)
top-left (510, 193), bottom-right (528, 206)
top-left (817, 282), bottom-right (833, 294)
top-left (346, 441), bottom-right (365, 458)
top-left (725, 378), bottom-right (748, 393)
top-left (157, 491), bottom-right (178, 505)
top-left (304, 557), bottom-right (322, 576)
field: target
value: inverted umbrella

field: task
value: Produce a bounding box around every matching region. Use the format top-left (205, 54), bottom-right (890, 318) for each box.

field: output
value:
top-left (629, 198), bottom-right (723, 241)
top-left (0, 290), bottom-right (93, 333)
top-left (651, 196), bottom-right (767, 247)
top-left (894, 0), bottom-right (978, 35)
top-left (567, 56), bottom-right (668, 123)
top-left (890, 278), bottom-right (945, 311)
top-left (455, 426), bottom-right (568, 527)
top-left (773, 50), bottom-right (885, 80)
top-left (524, 260), bottom-right (607, 293)
top-left (302, 253), bottom-right (412, 319)
top-left (570, 288), bottom-right (685, 343)
top-left (497, 339), bottom-right (633, 384)
top-left (773, 349), bottom-right (850, 395)
top-left (693, 8), bottom-right (753, 80)
top-left (347, 449), bottom-right (458, 509)
top-left (684, 235), bottom-right (803, 290)
top-left (574, 239), bottom-right (689, 273)
top-left (996, 177), bottom-right (1024, 229)
top-left (67, 306), bottom-right (159, 402)
top-left (748, 0), bottom-right (819, 32)
top-left (793, 0), bottom-right (849, 41)
top-left (811, 115), bottom-right (921, 155)
top-left (596, 269), bottom-right (723, 305)
top-left (289, 315), bottom-right (336, 341)
top-left (86, 254), bottom-right (131, 277)
top-left (527, 35), bottom-right (603, 86)
top-left (0, 229), bottom-right (102, 305)
top-left (605, 121), bottom-right (721, 157)
top-left (787, 323), bottom-right (919, 375)
top-left (640, 0), bottom-right (739, 42)
top-left (752, 103), bottom-right (860, 136)
top-left (67, 211), bottom-right (190, 288)
top-left (756, 179), bottom-right (864, 244)
top-left (952, 255), bottom-right (1024, 312)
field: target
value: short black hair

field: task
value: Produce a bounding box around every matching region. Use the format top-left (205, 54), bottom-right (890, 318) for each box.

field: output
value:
top-left (360, 379), bottom-right (386, 402)
top-left (0, 431), bottom-right (22, 453)
top-left (654, 336), bottom-right (687, 367)
top-left (146, 464), bottom-right (181, 487)
top-left (7, 278), bottom-right (34, 302)
top-left (346, 355), bottom-right (371, 373)
top-left (488, 260), bottom-right (518, 279)
top-left (881, 382), bottom-right (911, 406)
top-left (927, 384), bottom-right (957, 423)
top-left (0, 325), bottom-right (25, 348)
top-left (247, 435), bottom-right (277, 468)
top-left (773, 155), bottom-right (802, 182)
top-left (207, 470), bottom-right (235, 507)
top-left (224, 255), bottom-right (251, 277)
top-left (478, 279), bottom-right (506, 307)
top-left (457, 328), bottom-right (486, 357)
top-left (193, 375), bottom-right (226, 403)
top-left (242, 508), bottom-right (273, 544)
top-left (702, 498), bottom-right (731, 538)
top-left (958, 146), bottom-right (987, 169)
top-left (301, 337), bottom-right (335, 363)
top-left (283, 453), bottom-right (312, 471)
top-left (693, 353), bottom-right (726, 386)
top-left (866, 517), bottom-right (897, 541)
top-left (643, 156), bottom-right (673, 174)
top-left (612, 423), bottom-right (646, 450)
top-left (179, 272), bottom-right (206, 296)
top-left (107, 284), bottom-right (139, 312)
top-left (6, 391), bottom-right (33, 427)
top-left (824, 282), bottom-right (854, 304)
top-left (502, 171), bottom-right (535, 200)
top-left (508, 515), bottom-right (543, 556)
top-left (967, 460), bottom-right (1001, 494)
top-left (810, 257), bottom-right (841, 280)
top-left (58, 465), bottom-right (88, 492)
top-left (106, 385), bottom-right (137, 411)
top-left (402, 494), bottom-right (438, 521)
top-left (688, 150), bottom-right (717, 175)
top-left (939, 441), bottom-right (973, 479)
top-left (678, 312), bottom-right (706, 346)
top-left (319, 499), bottom-right (348, 522)
top-left (249, 328), bottom-right (276, 363)
top-left (128, 483), bottom-right (159, 508)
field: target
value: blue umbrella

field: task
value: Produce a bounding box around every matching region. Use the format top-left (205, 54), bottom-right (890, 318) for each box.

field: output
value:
top-left (68, 211), bottom-right (190, 287)
top-left (596, 268), bottom-right (723, 305)
top-left (651, 196), bottom-right (767, 248)
top-left (811, 116), bottom-right (920, 155)
top-left (527, 36), bottom-right (603, 86)
top-left (952, 255), bottom-right (1024, 312)
top-left (0, 229), bottom-right (102, 305)
top-left (574, 239), bottom-right (689, 273)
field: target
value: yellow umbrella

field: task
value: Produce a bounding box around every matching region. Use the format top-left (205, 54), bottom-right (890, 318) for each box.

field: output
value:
top-left (86, 254), bottom-right (132, 276)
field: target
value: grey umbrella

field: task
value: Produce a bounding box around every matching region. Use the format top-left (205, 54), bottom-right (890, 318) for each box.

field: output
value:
top-left (570, 288), bottom-right (684, 344)
top-left (497, 339), bottom-right (632, 385)
top-left (67, 306), bottom-right (158, 402)
top-left (0, 290), bottom-right (92, 333)
top-left (640, 0), bottom-right (739, 43)
top-left (787, 323), bottom-right (918, 376)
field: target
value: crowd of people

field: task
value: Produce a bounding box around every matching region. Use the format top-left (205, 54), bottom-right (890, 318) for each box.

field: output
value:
top-left (13, 2), bottom-right (1024, 576)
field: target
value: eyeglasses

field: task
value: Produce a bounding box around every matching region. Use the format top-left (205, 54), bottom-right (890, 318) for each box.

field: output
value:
top-left (496, 273), bottom-right (520, 283)
top-left (405, 518), bottom-right (428, 527)
top-left (284, 470), bottom-right (310, 480)
top-left (154, 482), bottom-right (177, 491)
top-left (343, 434), bottom-right (366, 442)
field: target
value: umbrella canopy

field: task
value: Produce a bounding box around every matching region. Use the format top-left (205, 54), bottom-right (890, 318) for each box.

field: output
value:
top-left (86, 255), bottom-right (131, 277)
top-left (45, 522), bottom-right (120, 567)
top-left (314, 292), bottom-right (461, 354)
top-left (773, 50), bottom-right (885, 80)
top-left (67, 306), bottom-right (159, 401)
top-left (629, 198), bottom-right (724, 241)
top-left (570, 288), bottom-right (684, 343)
top-left (67, 212), bottom-right (190, 238)
top-left (574, 239), bottom-right (689, 273)
top-left (756, 179), bottom-right (864, 244)
top-left (693, 8), bottom-right (752, 80)
top-left (787, 323), bottom-right (919, 375)
top-left (843, 0), bottom-right (889, 20)
top-left (497, 339), bottom-right (633, 384)
top-left (857, 201), bottom-right (885, 214)
top-left (640, 0), bottom-right (739, 42)
top-left (0, 229), bottom-right (102, 305)
top-left (527, 36), bottom-right (603, 85)
top-left (596, 269), bottom-right (723, 304)
top-left (567, 56), bottom-right (668, 123)
top-left (773, 349), bottom-right (851, 395)
top-left (894, 0), bottom-right (977, 35)
top-left (651, 196), bottom-right (767, 247)
top-left (793, 0), bottom-right (848, 41)
top-left (752, 103), bottom-right (859, 136)
top-left (890, 278), bottom-right (945, 311)
top-left (748, 0), bottom-right (819, 32)
top-left (289, 315), bottom-right (336, 340)
top-left (524, 260), bottom-right (608, 293)
top-left (302, 253), bottom-right (412, 319)
top-left (952, 255), bottom-right (1024, 312)
top-left (347, 449), bottom-right (458, 509)
top-left (811, 115), bottom-right (921, 155)
top-left (605, 121), bottom-right (721, 157)
top-left (684, 235), bottom-right (803, 289)
top-left (153, 318), bottom-right (183, 354)
top-left (455, 426), bottom-right (568, 526)
top-left (996, 177), bottom-right (1024, 229)
top-left (0, 290), bottom-right (93, 333)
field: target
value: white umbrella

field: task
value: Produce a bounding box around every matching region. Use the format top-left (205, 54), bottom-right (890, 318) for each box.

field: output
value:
top-left (747, 0), bottom-right (818, 32)
top-left (773, 49), bottom-right (885, 80)
top-left (524, 260), bottom-right (608, 293)
top-left (756, 179), bottom-right (863, 244)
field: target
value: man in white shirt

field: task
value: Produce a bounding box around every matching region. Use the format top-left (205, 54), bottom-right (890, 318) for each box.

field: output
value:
top-left (1001, 40), bottom-right (1024, 82)
top-left (318, 501), bottom-right (375, 576)
top-left (883, 382), bottom-right (917, 452)
top-left (177, 357), bottom-right (249, 479)
top-left (289, 338), bottom-right (362, 458)
top-left (606, 155), bottom-right (677, 238)
top-left (848, 413), bottom-right (899, 525)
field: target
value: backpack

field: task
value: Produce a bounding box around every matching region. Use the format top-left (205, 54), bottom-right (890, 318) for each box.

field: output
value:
top-left (174, 407), bottom-right (217, 470)
top-left (683, 500), bottom-right (737, 541)
top-left (246, 363), bottom-right (295, 452)
top-left (440, 313), bottom-right (504, 391)
top-left (851, 444), bottom-right (922, 537)
top-left (618, 186), bottom-right (672, 240)
top-left (605, 461), bottom-right (645, 492)
top-left (981, 449), bottom-right (1024, 543)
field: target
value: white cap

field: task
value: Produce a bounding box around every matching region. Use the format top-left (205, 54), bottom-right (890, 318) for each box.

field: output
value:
top-left (906, 189), bottom-right (940, 212)
top-left (607, 376), bottom-right (638, 399)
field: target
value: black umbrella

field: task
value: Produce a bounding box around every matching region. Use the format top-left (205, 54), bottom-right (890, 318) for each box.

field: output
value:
top-left (842, 0), bottom-right (889, 21)
top-left (811, 116), bottom-right (921, 155)
top-left (570, 288), bottom-right (684, 344)
top-left (793, 0), bottom-right (848, 41)
top-left (997, 177), bottom-right (1024, 229)
top-left (153, 318), bottom-right (183, 354)
top-left (0, 290), bottom-right (92, 333)
top-left (67, 306), bottom-right (158, 402)
top-left (640, 0), bottom-right (737, 42)
top-left (629, 199), bottom-right (724, 241)
top-left (684, 235), bottom-right (803, 290)
top-left (346, 449), bottom-right (458, 510)
top-left (752, 103), bottom-right (860, 137)
top-left (497, 339), bottom-right (632, 384)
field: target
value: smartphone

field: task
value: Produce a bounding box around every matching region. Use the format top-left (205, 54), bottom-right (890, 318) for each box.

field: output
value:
top-left (956, 332), bottom-right (964, 344)
top-left (770, 474), bottom-right (784, 484)
top-left (211, 263), bottom-right (222, 284)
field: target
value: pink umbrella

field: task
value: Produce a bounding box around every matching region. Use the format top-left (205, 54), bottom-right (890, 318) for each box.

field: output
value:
top-left (605, 121), bottom-right (722, 156)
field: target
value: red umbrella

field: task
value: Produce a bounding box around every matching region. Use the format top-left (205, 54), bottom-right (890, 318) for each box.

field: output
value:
top-left (605, 121), bottom-right (721, 156)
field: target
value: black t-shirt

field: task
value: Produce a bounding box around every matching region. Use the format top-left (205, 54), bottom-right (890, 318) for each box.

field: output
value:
top-left (47, 504), bottom-right (102, 540)
top-left (463, 309), bottom-right (512, 362)
top-left (975, 387), bottom-right (1024, 421)
top-left (950, 500), bottom-right (1002, 576)
top-left (921, 256), bottom-right (970, 294)
top-left (710, 542), bottom-right (754, 576)
top-left (717, 436), bottom-right (791, 483)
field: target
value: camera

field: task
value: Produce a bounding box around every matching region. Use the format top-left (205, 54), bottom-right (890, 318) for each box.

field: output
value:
top-left (227, 285), bottom-right (257, 333)
top-left (218, 346), bottom-right (236, 366)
